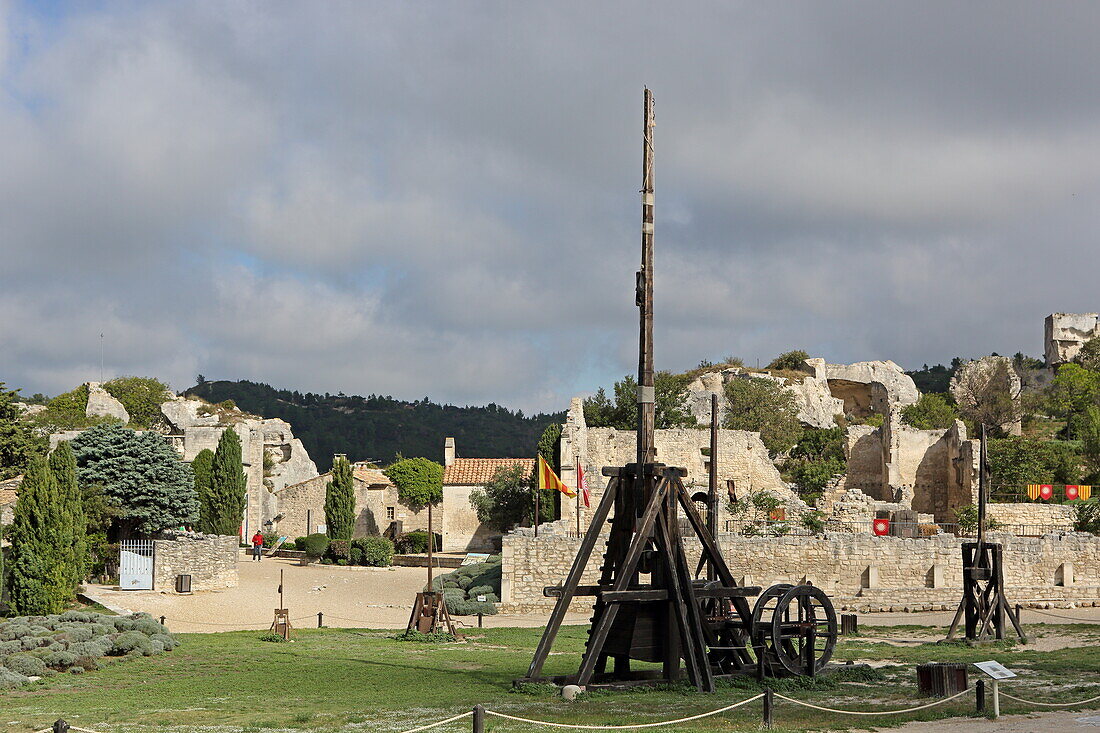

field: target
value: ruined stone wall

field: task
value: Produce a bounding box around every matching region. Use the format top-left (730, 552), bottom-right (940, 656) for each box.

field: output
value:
top-left (500, 530), bottom-right (1100, 613)
top-left (1046, 313), bottom-right (1100, 365)
top-left (988, 503), bottom-right (1076, 531)
top-left (153, 533), bottom-right (238, 592)
top-left (844, 426), bottom-right (885, 498)
top-left (275, 474), bottom-right (382, 538)
top-left (557, 398), bottom-right (798, 530)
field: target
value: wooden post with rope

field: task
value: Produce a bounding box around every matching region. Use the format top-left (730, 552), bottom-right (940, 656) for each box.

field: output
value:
top-left (405, 498), bottom-right (458, 637)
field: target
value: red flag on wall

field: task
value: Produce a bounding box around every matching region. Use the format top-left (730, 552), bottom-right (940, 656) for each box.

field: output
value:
top-left (873, 518), bottom-right (890, 536)
top-left (1039, 484), bottom-right (1054, 501)
top-left (1066, 485), bottom-right (1080, 501)
top-left (577, 461), bottom-right (591, 508)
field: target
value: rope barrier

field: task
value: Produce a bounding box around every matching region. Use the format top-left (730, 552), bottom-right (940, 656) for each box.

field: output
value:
top-left (773, 687), bottom-right (971, 716)
top-left (999, 691), bottom-right (1100, 707)
top-left (396, 711), bottom-right (472, 733)
top-left (1026, 607), bottom-right (1100, 622)
top-left (482, 694), bottom-right (764, 729)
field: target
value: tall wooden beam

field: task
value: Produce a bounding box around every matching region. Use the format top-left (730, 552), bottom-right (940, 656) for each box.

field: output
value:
top-left (636, 88), bottom-right (655, 467)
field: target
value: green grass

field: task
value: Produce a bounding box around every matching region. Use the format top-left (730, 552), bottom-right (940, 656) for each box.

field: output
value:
top-left (1, 624), bottom-right (1099, 732)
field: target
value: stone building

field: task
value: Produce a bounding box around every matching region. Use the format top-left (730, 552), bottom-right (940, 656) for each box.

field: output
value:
top-left (441, 438), bottom-right (534, 552)
top-left (0, 474), bottom-right (20, 525)
top-left (1045, 312), bottom-right (1100, 365)
top-left (273, 461), bottom-right (428, 539)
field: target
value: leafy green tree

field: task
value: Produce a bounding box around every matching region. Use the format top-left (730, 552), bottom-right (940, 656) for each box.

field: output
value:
top-left (723, 377), bottom-right (802, 455)
top-left (952, 359), bottom-right (1018, 437)
top-left (583, 371), bottom-right (695, 430)
top-left (70, 423), bottom-right (197, 537)
top-left (901, 393), bottom-right (959, 430)
top-left (988, 437), bottom-right (1082, 492)
top-left (102, 376), bottom-right (170, 429)
top-left (325, 456), bottom-right (355, 541)
top-left (191, 448), bottom-right (215, 533)
top-left (0, 382), bottom-right (48, 479)
top-left (1044, 364), bottom-right (1100, 438)
top-left (49, 442), bottom-right (88, 595)
top-left (1073, 338), bottom-right (1100, 372)
top-left (469, 464), bottom-right (552, 532)
top-left (8, 456), bottom-right (67, 614)
top-left (209, 429), bottom-right (247, 536)
top-left (537, 423), bottom-right (562, 472)
top-left (1081, 405), bottom-right (1100, 479)
top-left (767, 350), bottom-right (810, 372)
top-left (384, 457), bottom-right (443, 510)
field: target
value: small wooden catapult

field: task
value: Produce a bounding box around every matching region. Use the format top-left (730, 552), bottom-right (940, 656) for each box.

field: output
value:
top-left (947, 425), bottom-right (1026, 643)
top-left (405, 502), bottom-right (458, 636)
top-left (520, 89), bottom-right (836, 692)
top-left (271, 569), bottom-right (293, 640)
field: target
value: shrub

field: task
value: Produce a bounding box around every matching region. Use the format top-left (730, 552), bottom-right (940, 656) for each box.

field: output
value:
top-left (1075, 501), bottom-right (1100, 534)
top-left (349, 546), bottom-right (363, 564)
top-left (901, 393), bottom-right (958, 430)
top-left (54, 625), bottom-right (95, 643)
top-left (0, 641), bottom-right (20, 656)
top-left (442, 588), bottom-right (466, 607)
top-left (0, 668), bottom-right (31, 689)
top-left (299, 533), bottom-right (330, 560)
top-left (4, 652), bottom-right (47, 677)
top-left (394, 530), bottom-right (440, 554)
top-left (67, 641), bottom-right (108, 659)
top-left (69, 666), bottom-right (85, 675)
top-left (130, 616), bottom-right (167, 636)
top-left (262, 532), bottom-right (281, 548)
top-left (72, 655), bottom-right (99, 671)
top-left (767, 350), bottom-right (810, 372)
top-left (327, 540), bottom-right (351, 562)
top-left (468, 584), bottom-right (495, 598)
top-left (723, 377), bottom-right (803, 455)
top-left (449, 599), bottom-right (498, 616)
top-left (395, 630), bottom-right (456, 643)
top-left (43, 650), bottom-right (78, 669)
top-left (110, 631), bottom-right (153, 656)
top-left (259, 632), bottom-right (287, 643)
top-left (355, 536), bottom-right (394, 567)
top-left (112, 617), bottom-right (136, 632)
top-left (150, 633), bottom-right (178, 651)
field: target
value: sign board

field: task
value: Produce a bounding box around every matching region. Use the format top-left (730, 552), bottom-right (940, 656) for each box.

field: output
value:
top-left (267, 536), bottom-right (289, 554)
top-left (461, 553), bottom-right (491, 566)
top-left (476, 595), bottom-right (486, 602)
top-left (316, 524), bottom-right (327, 534)
top-left (973, 661), bottom-right (1017, 680)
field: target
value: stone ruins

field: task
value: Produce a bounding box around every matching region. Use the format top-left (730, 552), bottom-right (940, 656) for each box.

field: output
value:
top-left (1045, 312), bottom-right (1100, 364)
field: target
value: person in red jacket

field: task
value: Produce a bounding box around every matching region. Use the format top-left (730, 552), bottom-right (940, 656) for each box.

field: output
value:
top-left (251, 531), bottom-right (264, 562)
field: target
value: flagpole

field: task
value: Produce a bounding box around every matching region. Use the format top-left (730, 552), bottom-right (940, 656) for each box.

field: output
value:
top-left (534, 487), bottom-right (540, 537)
top-left (576, 459), bottom-right (582, 536)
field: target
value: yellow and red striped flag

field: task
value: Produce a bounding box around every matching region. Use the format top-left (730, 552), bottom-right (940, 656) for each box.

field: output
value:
top-left (1026, 484), bottom-right (1042, 501)
top-left (538, 455), bottom-right (576, 498)
top-left (1078, 485), bottom-right (1092, 501)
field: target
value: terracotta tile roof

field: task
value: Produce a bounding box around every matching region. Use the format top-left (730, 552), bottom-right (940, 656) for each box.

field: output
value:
top-left (442, 458), bottom-right (535, 486)
top-left (0, 474), bottom-right (22, 507)
top-left (353, 465), bottom-right (393, 487)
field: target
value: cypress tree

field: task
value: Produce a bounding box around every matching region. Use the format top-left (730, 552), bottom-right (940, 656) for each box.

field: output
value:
top-left (209, 429), bottom-right (247, 536)
top-left (49, 442), bottom-right (87, 596)
top-left (9, 455), bottom-right (67, 614)
top-left (191, 448), bottom-right (215, 533)
top-left (324, 456), bottom-right (355, 541)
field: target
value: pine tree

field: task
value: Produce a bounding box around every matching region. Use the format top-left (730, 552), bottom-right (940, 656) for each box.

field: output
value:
top-left (209, 429), bottom-right (247, 536)
top-left (49, 442), bottom-right (87, 597)
top-left (324, 456), bottom-right (355, 541)
top-left (191, 448), bottom-right (215, 533)
top-left (8, 455), bottom-right (67, 614)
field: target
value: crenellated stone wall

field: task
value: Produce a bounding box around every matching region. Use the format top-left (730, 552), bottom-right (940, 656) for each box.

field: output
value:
top-left (152, 533), bottom-right (238, 592)
top-left (500, 528), bottom-right (1100, 613)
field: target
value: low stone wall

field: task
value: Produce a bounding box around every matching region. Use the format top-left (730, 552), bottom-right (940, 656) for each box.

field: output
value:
top-left (500, 529), bottom-right (1100, 613)
top-left (988, 503), bottom-right (1075, 531)
top-left (153, 533), bottom-right (238, 592)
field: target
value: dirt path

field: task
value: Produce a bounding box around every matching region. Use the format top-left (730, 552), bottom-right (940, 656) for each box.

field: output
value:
top-left (84, 554), bottom-right (590, 632)
top-left (885, 710), bottom-right (1100, 731)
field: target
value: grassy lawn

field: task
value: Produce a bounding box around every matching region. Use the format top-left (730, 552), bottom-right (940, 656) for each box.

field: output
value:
top-left (2, 624), bottom-right (1100, 732)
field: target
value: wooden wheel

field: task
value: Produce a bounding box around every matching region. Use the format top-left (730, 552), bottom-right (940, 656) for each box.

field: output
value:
top-left (751, 584), bottom-right (836, 676)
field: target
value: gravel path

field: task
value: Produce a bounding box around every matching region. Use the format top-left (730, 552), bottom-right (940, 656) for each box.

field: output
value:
top-left (84, 553), bottom-right (590, 632)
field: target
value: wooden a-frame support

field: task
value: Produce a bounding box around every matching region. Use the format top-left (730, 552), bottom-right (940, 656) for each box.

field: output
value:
top-left (522, 463), bottom-right (758, 691)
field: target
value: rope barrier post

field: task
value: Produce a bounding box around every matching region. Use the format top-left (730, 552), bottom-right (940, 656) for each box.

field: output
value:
top-left (478, 612), bottom-right (483, 629)
top-left (53, 720), bottom-right (70, 733)
top-left (991, 680), bottom-right (1000, 720)
top-left (976, 679), bottom-right (985, 715)
top-left (159, 615), bottom-right (166, 626)
top-left (1015, 604), bottom-right (1022, 622)
top-left (318, 611), bottom-right (323, 628)
top-left (763, 688), bottom-right (774, 729)
top-left (472, 704), bottom-right (485, 733)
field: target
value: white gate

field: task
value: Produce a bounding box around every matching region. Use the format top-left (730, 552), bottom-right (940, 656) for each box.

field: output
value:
top-left (119, 540), bottom-right (155, 590)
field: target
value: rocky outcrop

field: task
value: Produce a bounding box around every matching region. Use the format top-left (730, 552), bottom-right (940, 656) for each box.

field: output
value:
top-left (806, 358), bottom-right (919, 418)
top-left (1045, 313), bottom-right (1100, 365)
top-left (85, 382), bottom-right (130, 423)
top-left (684, 368), bottom-right (843, 429)
top-left (949, 356), bottom-right (1022, 436)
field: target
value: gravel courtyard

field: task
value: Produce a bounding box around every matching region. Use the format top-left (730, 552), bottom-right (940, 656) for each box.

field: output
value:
top-left (84, 552), bottom-right (590, 632)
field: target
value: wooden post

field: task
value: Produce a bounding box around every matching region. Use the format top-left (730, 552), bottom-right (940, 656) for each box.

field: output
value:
top-left (427, 502), bottom-right (434, 590)
top-left (279, 569), bottom-right (284, 611)
top-left (707, 393), bottom-right (718, 581)
top-left (576, 459), bottom-right (582, 536)
top-left (763, 687), bottom-right (773, 729)
top-left (534, 487), bottom-right (540, 537)
top-left (976, 679), bottom-right (986, 714)
top-left (317, 612), bottom-right (323, 628)
top-left (472, 704), bottom-right (485, 733)
top-left (636, 87), bottom-right (655, 467)
top-left (977, 424), bottom-right (987, 553)
top-left (159, 615), bottom-right (166, 626)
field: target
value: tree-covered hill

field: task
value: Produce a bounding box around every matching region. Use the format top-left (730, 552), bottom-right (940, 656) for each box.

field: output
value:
top-left (184, 380), bottom-right (563, 471)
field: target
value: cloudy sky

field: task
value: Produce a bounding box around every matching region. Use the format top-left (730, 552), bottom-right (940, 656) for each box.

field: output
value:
top-left (2, 2), bottom-right (1099, 413)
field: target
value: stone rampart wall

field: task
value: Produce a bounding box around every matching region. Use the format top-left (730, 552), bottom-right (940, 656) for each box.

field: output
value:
top-left (501, 530), bottom-right (1100, 613)
top-left (988, 503), bottom-right (1075, 530)
top-left (153, 533), bottom-right (238, 592)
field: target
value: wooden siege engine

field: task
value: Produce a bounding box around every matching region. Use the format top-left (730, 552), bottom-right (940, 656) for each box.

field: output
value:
top-left (519, 89), bottom-right (837, 692)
